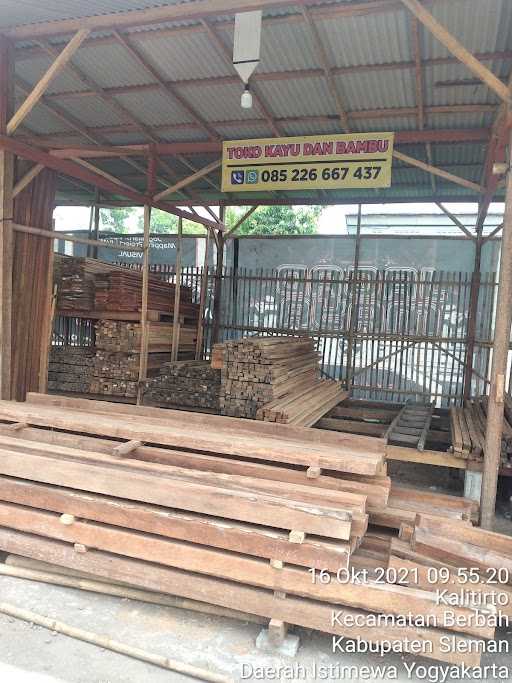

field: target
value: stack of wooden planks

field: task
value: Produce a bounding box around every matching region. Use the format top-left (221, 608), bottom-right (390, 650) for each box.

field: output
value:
top-left (449, 394), bottom-right (512, 461)
top-left (0, 393), bottom-right (502, 666)
top-left (55, 256), bottom-right (199, 323)
top-left (48, 346), bottom-right (95, 395)
top-left (144, 361), bottom-right (221, 412)
top-left (388, 513), bottom-right (512, 625)
top-left (95, 320), bottom-right (196, 356)
top-left (218, 336), bottom-right (346, 425)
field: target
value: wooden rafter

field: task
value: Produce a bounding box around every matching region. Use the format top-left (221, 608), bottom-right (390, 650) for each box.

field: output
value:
top-left (7, 29), bottom-right (90, 135)
top-left (301, 6), bottom-right (349, 132)
top-left (411, 15), bottom-right (436, 194)
top-left (112, 30), bottom-right (219, 141)
top-left (435, 202), bottom-right (475, 240)
top-left (0, 135), bottom-right (223, 230)
top-left (401, 0), bottom-right (511, 104)
top-left (154, 159), bottom-right (222, 201)
top-left (393, 150), bottom-right (483, 193)
top-left (12, 163), bottom-right (44, 198)
top-left (37, 40), bottom-right (221, 198)
top-left (225, 206), bottom-right (259, 240)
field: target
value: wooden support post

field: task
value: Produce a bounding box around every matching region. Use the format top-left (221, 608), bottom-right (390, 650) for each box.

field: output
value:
top-left (136, 204), bottom-right (151, 406)
top-left (0, 37), bottom-right (13, 400)
top-left (346, 204), bottom-right (362, 394)
top-left (463, 230), bottom-right (483, 400)
top-left (195, 228), bottom-right (211, 361)
top-left (171, 217), bottom-right (183, 363)
top-left (211, 207), bottom-right (225, 346)
top-left (481, 127), bottom-right (512, 529)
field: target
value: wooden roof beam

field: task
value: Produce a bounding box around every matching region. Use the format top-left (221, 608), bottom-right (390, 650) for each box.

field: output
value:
top-left (45, 127), bottom-right (492, 159)
top-left (435, 202), bottom-right (475, 239)
top-left (0, 136), bottom-right (223, 230)
top-left (7, 29), bottom-right (90, 134)
top-left (112, 30), bottom-right (219, 141)
top-left (12, 163), bottom-right (44, 198)
top-left (392, 150), bottom-right (483, 193)
top-left (154, 159), bottom-right (222, 201)
top-left (301, 6), bottom-right (350, 132)
top-left (401, 0), bottom-right (511, 104)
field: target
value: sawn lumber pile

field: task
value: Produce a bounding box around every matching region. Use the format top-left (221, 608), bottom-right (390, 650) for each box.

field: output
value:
top-left (95, 320), bottom-right (196, 355)
top-left (48, 346), bottom-right (95, 394)
top-left (218, 336), bottom-right (347, 425)
top-left (55, 256), bottom-right (199, 322)
top-left (450, 394), bottom-right (512, 461)
top-left (144, 361), bottom-right (221, 411)
top-left (0, 393), bottom-right (505, 666)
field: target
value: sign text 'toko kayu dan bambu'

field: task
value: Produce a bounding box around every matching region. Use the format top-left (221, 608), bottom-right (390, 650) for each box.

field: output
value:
top-left (221, 132), bottom-right (394, 192)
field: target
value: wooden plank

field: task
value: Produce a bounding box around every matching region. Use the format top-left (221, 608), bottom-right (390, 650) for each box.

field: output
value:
top-left (171, 217), bottom-right (182, 362)
top-left (317, 417), bottom-right (385, 438)
top-left (12, 163), bottom-right (44, 198)
top-left (0, 528), bottom-right (481, 667)
top-left (7, 400), bottom-right (383, 474)
top-left (7, 29), bottom-right (91, 134)
top-left (0, 481), bottom-right (350, 572)
top-left (0, 446), bottom-right (354, 539)
top-left (416, 514), bottom-right (512, 557)
top-left (413, 528), bottom-right (512, 577)
top-left (0, 424), bottom-right (390, 507)
top-left (0, 512), bottom-right (491, 639)
top-left (386, 444), bottom-right (467, 469)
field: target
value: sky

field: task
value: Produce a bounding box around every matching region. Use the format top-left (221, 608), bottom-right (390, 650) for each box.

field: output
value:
top-left (53, 202), bottom-right (506, 235)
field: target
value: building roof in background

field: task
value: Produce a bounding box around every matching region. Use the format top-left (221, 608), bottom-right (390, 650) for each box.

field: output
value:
top-left (345, 212), bottom-right (503, 235)
top-left (4, 0), bottom-right (510, 206)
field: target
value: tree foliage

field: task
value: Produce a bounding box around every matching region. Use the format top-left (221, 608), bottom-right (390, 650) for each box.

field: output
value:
top-left (225, 205), bottom-right (321, 236)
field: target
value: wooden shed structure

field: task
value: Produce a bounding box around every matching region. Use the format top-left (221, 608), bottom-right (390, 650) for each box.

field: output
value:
top-left (0, 0), bottom-right (511, 531)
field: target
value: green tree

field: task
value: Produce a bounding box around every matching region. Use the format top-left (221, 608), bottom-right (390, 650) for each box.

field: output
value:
top-left (225, 205), bottom-right (321, 236)
top-left (99, 207), bottom-right (135, 233)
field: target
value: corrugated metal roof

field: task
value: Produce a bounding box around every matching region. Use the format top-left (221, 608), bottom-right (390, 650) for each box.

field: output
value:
top-left (5, 0), bottom-right (509, 205)
top-left (0, 0), bottom-right (186, 29)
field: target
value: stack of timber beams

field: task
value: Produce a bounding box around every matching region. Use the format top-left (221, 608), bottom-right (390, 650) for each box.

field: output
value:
top-left (48, 346), bottom-right (95, 395)
top-left (450, 395), bottom-right (512, 461)
top-left (218, 337), bottom-right (347, 425)
top-left (89, 320), bottom-right (197, 399)
top-left (55, 255), bottom-right (199, 323)
top-left (144, 361), bottom-right (221, 412)
top-left (0, 393), bottom-right (505, 666)
top-left (388, 515), bottom-right (512, 630)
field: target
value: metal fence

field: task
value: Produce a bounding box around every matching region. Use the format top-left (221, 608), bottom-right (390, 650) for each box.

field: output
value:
top-left (53, 265), bottom-right (498, 407)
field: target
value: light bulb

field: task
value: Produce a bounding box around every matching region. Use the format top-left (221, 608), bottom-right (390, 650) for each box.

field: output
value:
top-left (241, 86), bottom-right (253, 109)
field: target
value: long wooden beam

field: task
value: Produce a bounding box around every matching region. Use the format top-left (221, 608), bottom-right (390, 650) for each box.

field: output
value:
top-left (435, 202), bottom-right (475, 239)
top-left (400, 0), bottom-right (511, 104)
top-left (154, 159), bottom-right (222, 201)
top-left (12, 163), bottom-right (44, 198)
top-left (7, 30), bottom-right (90, 134)
top-left (0, 136), bottom-right (223, 230)
top-left (224, 206), bottom-right (259, 240)
top-left (47, 128), bottom-right (491, 159)
top-left (393, 150), bottom-right (483, 193)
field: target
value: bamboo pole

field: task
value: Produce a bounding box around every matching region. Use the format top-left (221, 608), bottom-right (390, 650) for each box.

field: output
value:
top-left (0, 600), bottom-right (233, 683)
top-left (480, 127), bottom-right (512, 529)
top-left (171, 216), bottom-right (183, 362)
top-left (136, 204), bottom-right (151, 405)
top-left (195, 229), bottom-right (211, 360)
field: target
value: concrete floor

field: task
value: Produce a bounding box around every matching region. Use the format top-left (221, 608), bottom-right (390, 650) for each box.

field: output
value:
top-left (1, 572), bottom-right (512, 683)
